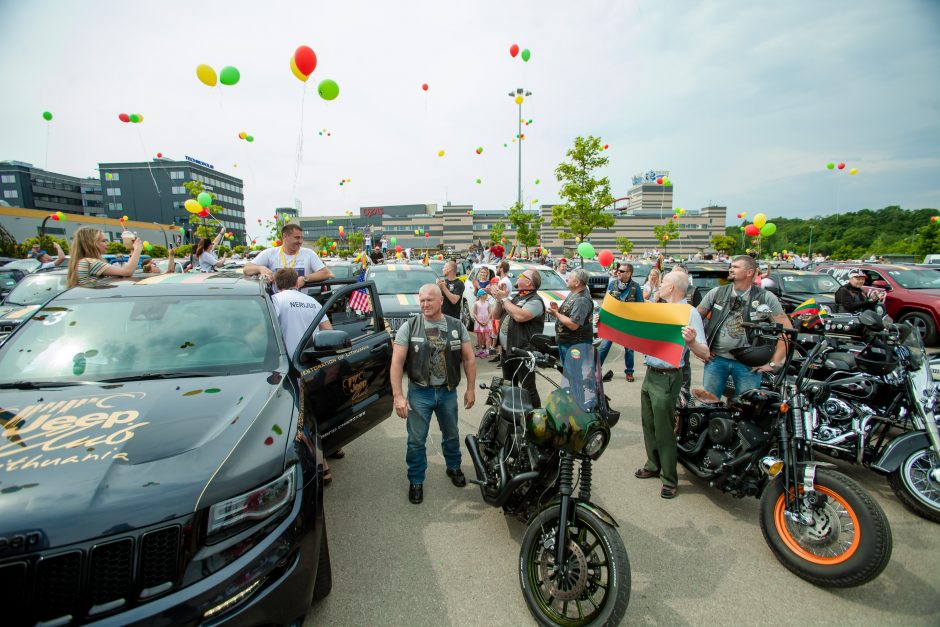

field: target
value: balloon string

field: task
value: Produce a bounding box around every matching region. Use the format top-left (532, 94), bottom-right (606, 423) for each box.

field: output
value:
top-left (45, 124), bottom-right (50, 170)
top-left (293, 84), bottom-right (307, 196)
top-left (136, 127), bottom-right (161, 195)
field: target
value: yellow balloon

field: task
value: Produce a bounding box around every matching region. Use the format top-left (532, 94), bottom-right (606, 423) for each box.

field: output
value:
top-left (184, 199), bottom-right (203, 214)
top-left (196, 64), bottom-right (217, 87)
top-left (753, 213), bottom-right (767, 229)
top-left (438, 150), bottom-right (445, 157)
top-left (741, 212), bottom-right (747, 218)
top-left (396, 252), bottom-right (402, 259)
top-left (289, 55), bottom-right (309, 82)
top-left (514, 95), bottom-right (524, 105)
top-left (143, 241), bottom-right (150, 248)
top-left (849, 168), bottom-right (858, 175)
top-left (238, 131), bottom-right (247, 139)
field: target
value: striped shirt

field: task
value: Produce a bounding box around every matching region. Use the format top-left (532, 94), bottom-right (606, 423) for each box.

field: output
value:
top-left (76, 258), bottom-right (109, 286)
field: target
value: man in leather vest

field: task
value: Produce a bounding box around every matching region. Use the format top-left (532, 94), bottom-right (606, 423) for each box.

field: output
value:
top-left (391, 284), bottom-right (476, 504)
top-left (551, 268), bottom-right (594, 363)
top-left (834, 268), bottom-right (882, 313)
top-left (489, 269), bottom-right (545, 407)
top-left (696, 255), bottom-right (791, 399)
top-left (598, 262), bottom-right (644, 381)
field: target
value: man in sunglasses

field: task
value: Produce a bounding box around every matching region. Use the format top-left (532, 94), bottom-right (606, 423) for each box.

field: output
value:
top-left (598, 263), bottom-right (644, 381)
top-left (489, 270), bottom-right (545, 406)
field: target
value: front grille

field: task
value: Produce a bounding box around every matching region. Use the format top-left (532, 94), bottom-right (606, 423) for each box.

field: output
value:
top-left (91, 539), bottom-right (133, 605)
top-left (0, 561), bottom-right (27, 606)
top-left (37, 551), bottom-right (82, 620)
top-left (589, 276), bottom-right (608, 285)
top-left (386, 315), bottom-right (417, 331)
top-left (140, 526), bottom-right (181, 592)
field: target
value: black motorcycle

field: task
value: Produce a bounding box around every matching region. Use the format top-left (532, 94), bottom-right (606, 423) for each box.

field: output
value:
top-left (465, 337), bottom-right (630, 626)
top-left (674, 321), bottom-right (893, 587)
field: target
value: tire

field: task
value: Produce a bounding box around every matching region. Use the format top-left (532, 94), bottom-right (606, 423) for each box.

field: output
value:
top-left (887, 447), bottom-right (940, 523)
top-left (519, 504), bottom-right (631, 626)
top-left (759, 469), bottom-right (892, 588)
top-left (312, 520), bottom-right (332, 602)
top-left (899, 311), bottom-right (938, 346)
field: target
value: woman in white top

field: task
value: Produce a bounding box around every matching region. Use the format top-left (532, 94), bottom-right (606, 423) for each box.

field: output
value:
top-left (196, 227), bottom-right (228, 272)
top-left (642, 268), bottom-right (661, 302)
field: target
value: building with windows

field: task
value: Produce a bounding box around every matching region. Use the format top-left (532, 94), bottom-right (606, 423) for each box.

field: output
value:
top-left (0, 161), bottom-right (102, 216)
top-left (97, 157), bottom-right (246, 243)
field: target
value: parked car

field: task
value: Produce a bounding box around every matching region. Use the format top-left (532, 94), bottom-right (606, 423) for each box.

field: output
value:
top-left (765, 270), bottom-right (840, 314)
top-left (2, 258), bottom-right (41, 273)
top-left (0, 271), bottom-right (393, 625)
top-left (0, 267), bottom-right (28, 301)
top-left (0, 268), bottom-right (69, 340)
top-left (365, 263), bottom-right (441, 332)
top-left (820, 263), bottom-right (940, 344)
top-left (572, 259), bottom-right (613, 297)
top-left (665, 262), bottom-right (732, 307)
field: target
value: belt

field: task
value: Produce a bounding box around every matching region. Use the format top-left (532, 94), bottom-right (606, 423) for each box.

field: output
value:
top-left (646, 365), bottom-right (679, 373)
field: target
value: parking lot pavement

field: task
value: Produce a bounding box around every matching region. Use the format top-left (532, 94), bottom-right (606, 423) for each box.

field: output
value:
top-left (309, 345), bottom-right (940, 626)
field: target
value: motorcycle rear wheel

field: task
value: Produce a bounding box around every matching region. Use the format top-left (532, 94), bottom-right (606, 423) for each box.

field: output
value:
top-left (519, 505), bottom-right (630, 626)
top-left (760, 469), bottom-right (892, 588)
top-left (886, 447), bottom-right (940, 523)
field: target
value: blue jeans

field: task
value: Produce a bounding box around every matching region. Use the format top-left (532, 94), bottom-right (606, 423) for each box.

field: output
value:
top-left (406, 384), bottom-right (462, 484)
top-left (703, 355), bottom-right (762, 399)
top-left (598, 339), bottom-right (634, 375)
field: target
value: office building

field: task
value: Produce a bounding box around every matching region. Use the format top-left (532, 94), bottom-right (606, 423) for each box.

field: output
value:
top-left (0, 161), bottom-right (102, 217)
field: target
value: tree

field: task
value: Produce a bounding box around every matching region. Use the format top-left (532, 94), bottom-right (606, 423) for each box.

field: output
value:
top-left (615, 236), bottom-right (634, 255)
top-left (183, 180), bottom-right (225, 240)
top-left (507, 202), bottom-right (542, 254)
top-left (107, 241), bottom-right (128, 254)
top-left (490, 219), bottom-right (505, 245)
top-left (551, 135), bottom-right (615, 244)
top-left (0, 223), bottom-right (17, 257)
top-left (711, 235), bottom-right (736, 255)
top-left (653, 220), bottom-right (680, 254)
top-left (914, 222), bottom-right (940, 260)
top-left (21, 235), bottom-right (69, 255)
top-left (314, 235), bottom-right (331, 252)
top-left (346, 231), bottom-right (364, 252)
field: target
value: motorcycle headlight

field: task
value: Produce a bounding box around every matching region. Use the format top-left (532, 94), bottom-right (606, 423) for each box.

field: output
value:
top-left (819, 304), bottom-right (832, 315)
top-left (207, 466), bottom-right (296, 536)
top-left (583, 431), bottom-right (606, 457)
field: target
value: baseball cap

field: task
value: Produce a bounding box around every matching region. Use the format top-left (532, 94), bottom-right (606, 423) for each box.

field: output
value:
top-left (848, 269), bottom-right (866, 277)
top-left (476, 288), bottom-right (486, 297)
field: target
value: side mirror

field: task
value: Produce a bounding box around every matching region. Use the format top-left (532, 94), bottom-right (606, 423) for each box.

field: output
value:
top-left (530, 334), bottom-right (553, 352)
top-left (871, 280), bottom-right (889, 289)
top-left (303, 329), bottom-right (352, 358)
top-left (858, 310), bottom-right (885, 331)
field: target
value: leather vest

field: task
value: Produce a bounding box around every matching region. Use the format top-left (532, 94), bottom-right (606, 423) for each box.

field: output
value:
top-left (702, 283), bottom-right (771, 348)
top-left (556, 289), bottom-right (594, 345)
top-left (505, 291), bottom-right (545, 351)
top-left (405, 315), bottom-right (464, 388)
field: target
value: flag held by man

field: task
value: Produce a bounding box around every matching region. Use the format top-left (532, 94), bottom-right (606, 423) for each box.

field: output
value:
top-left (597, 294), bottom-right (690, 367)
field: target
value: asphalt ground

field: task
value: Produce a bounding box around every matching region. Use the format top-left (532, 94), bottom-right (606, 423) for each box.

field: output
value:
top-left (307, 345), bottom-right (940, 626)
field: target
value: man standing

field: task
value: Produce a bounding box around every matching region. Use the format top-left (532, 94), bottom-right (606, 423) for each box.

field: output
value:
top-left (598, 263), bottom-right (644, 381)
top-left (436, 260), bottom-right (465, 320)
top-left (244, 224), bottom-right (334, 289)
top-left (390, 284), bottom-right (476, 505)
top-left (834, 269), bottom-right (882, 313)
top-left (488, 261), bottom-right (514, 363)
top-left (635, 272), bottom-right (709, 499)
top-left (557, 258), bottom-right (570, 281)
top-left (489, 269), bottom-right (545, 407)
top-left (696, 255), bottom-right (790, 399)
top-left (380, 235), bottom-right (388, 257)
top-left (36, 242), bottom-right (66, 270)
top-left (550, 269), bottom-right (594, 363)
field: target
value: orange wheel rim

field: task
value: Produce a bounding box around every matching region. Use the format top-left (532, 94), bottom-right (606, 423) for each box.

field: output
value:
top-left (774, 485), bottom-right (861, 565)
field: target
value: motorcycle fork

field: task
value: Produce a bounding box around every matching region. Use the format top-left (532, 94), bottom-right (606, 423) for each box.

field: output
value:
top-left (782, 396), bottom-right (819, 524)
top-left (553, 453), bottom-right (577, 575)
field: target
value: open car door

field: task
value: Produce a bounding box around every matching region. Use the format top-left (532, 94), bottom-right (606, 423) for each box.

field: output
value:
top-left (294, 281), bottom-right (393, 455)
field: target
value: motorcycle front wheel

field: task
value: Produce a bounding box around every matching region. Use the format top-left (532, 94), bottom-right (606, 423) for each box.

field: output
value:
top-left (760, 469), bottom-right (892, 588)
top-left (887, 447), bottom-right (940, 523)
top-left (519, 505), bottom-right (630, 626)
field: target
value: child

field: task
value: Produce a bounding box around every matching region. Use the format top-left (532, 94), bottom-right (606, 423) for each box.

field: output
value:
top-left (473, 288), bottom-right (491, 357)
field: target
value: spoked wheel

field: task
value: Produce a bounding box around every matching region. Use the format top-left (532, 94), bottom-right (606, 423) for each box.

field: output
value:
top-left (760, 469), bottom-right (892, 587)
top-left (887, 447), bottom-right (940, 523)
top-left (519, 505), bottom-right (630, 626)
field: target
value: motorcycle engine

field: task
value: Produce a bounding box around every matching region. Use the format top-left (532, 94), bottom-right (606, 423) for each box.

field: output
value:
top-left (816, 397), bottom-right (854, 441)
top-left (707, 417), bottom-right (735, 444)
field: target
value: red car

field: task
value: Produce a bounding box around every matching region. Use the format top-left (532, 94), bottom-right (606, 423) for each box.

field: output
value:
top-left (821, 264), bottom-right (940, 345)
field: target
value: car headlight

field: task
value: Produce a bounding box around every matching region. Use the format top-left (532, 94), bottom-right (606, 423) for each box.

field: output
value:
top-left (207, 466), bottom-right (296, 535)
top-left (583, 431), bottom-right (606, 457)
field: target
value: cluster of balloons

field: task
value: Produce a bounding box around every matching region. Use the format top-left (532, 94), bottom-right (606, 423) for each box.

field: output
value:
top-left (509, 44), bottom-right (532, 62)
top-left (237, 131), bottom-right (255, 142)
top-left (672, 208), bottom-right (686, 221)
top-left (736, 211), bottom-right (748, 219)
top-left (42, 111), bottom-right (53, 121)
top-left (183, 192), bottom-right (214, 218)
top-left (338, 226), bottom-right (345, 237)
top-left (520, 118), bottom-right (534, 126)
top-left (318, 128), bottom-right (331, 136)
top-left (49, 211), bottom-right (68, 222)
top-left (826, 162), bottom-right (859, 175)
top-left (741, 213), bottom-right (777, 237)
top-left (475, 146), bottom-right (483, 155)
top-left (414, 227), bottom-right (425, 235)
top-left (289, 44), bottom-right (339, 101)
top-left (118, 113), bottom-right (144, 123)
top-left (196, 64), bottom-right (240, 87)
top-left (655, 176), bottom-right (671, 185)
top-left (466, 210), bottom-right (474, 216)
top-left (339, 178), bottom-right (351, 186)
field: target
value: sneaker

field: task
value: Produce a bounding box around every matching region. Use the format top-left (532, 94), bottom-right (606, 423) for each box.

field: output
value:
top-left (625, 374), bottom-right (635, 382)
top-left (409, 483), bottom-right (423, 504)
top-left (446, 468), bottom-right (467, 487)
top-left (489, 355), bottom-right (501, 363)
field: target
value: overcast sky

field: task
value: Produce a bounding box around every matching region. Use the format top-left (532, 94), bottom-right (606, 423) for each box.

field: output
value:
top-left (1, 0), bottom-right (938, 239)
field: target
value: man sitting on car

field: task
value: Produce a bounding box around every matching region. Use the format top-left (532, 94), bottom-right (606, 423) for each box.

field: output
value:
top-left (834, 269), bottom-right (882, 313)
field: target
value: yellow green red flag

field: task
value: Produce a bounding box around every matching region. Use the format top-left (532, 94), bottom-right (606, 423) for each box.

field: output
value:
top-left (597, 295), bottom-right (690, 366)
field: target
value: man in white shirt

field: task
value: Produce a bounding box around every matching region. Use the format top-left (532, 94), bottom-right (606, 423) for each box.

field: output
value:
top-left (36, 243), bottom-right (66, 270)
top-left (244, 223), bottom-right (334, 289)
top-left (271, 268), bottom-right (333, 356)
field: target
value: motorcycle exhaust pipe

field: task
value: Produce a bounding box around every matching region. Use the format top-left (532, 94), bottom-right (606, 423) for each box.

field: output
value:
top-left (464, 435), bottom-right (540, 507)
top-left (465, 435), bottom-right (489, 486)
top-left (677, 429), bottom-right (710, 457)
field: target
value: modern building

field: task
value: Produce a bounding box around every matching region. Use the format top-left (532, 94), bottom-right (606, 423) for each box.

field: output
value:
top-left (0, 206), bottom-right (180, 248)
top-left (624, 169), bottom-right (674, 216)
top-left (0, 161), bottom-right (102, 217)
top-left (97, 156), bottom-right (247, 243)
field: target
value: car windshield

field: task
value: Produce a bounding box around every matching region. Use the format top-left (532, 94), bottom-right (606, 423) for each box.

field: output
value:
top-left (4, 259), bottom-right (40, 273)
top-left (577, 261), bottom-right (605, 273)
top-left (0, 296), bottom-right (279, 383)
top-left (369, 268), bottom-right (439, 295)
top-left (779, 273), bottom-right (840, 293)
top-left (885, 269), bottom-right (940, 289)
top-left (0, 271), bottom-right (18, 292)
top-left (328, 264), bottom-right (354, 279)
top-left (4, 273), bottom-right (68, 306)
top-left (527, 269), bottom-right (567, 291)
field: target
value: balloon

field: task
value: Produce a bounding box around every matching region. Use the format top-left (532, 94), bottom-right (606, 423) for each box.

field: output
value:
top-left (744, 224), bottom-right (760, 237)
top-left (275, 239), bottom-right (282, 246)
top-left (741, 212), bottom-right (746, 218)
top-left (156, 152), bottom-right (162, 158)
top-left (196, 64), bottom-right (217, 86)
top-left (603, 144), bottom-right (609, 150)
top-left (476, 179), bottom-right (481, 184)
top-left (826, 162), bottom-right (835, 170)
top-left (490, 277), bottom-right (498, 285)
top-left (317, 79), bottom-right (339, 101)
top-left (197, 192), bottom-right (212, 207)
top-left (294, 46), bottom-right (318, 76)
top-left (577, 242), bottom-right (596, 259)
top-left (121, 215), bottom-right (129, 221)
top-left (521, 48), bottom-right (531, 62)
top-left (118, 113), bottom-right (130, 123)
top-left (932, 217), bottom-right (939, 223)
top-left (736, 213), bottom-right (742, 218)
top-left (673, 215), bottom-right (679, 220)
top-left (180, 227), bottom-right (186, 234)
top-left (438, 150), bottom-right (445, 157)
top-left (42, 111), bottom-right (52, 121)
top-left (143, 241), bottom-right (150, 248)
top-left (656, 177), bottom-right (663, 184)
top-left (422, 83), bottom-right (428, 91)
top-left (395, 245), bottom-right (402, 252)
top-left (760, 223), bottom-right (777, 237)
top-left (390, 237), bottom-right (397, 245)
top-left (535, 179), bottom-right (540, 184)
top-left (425, 233), bottom-right (430, 238)
top-left (849, 168), bottom-right (858, 175)
top-left (219, 66), bottom-right (240, 86)
top-left (396, 252), bottom-right (402, 259)
top-left (198, 209), bottom-right (210, 218)
top-left (597, 250), bottom-right (614, 267)
top-left (184, 199), bottom-right (202, 214)
top-left (837, 163), bottom-right (845, 170)
top-left (753, 213), bottom-right (767, 229)
top-left (414, 229), bottom-right (420, 235)
top-left (129, 114), bottom-right (141, 123)
top-left (137, 114), bottom-right (144, 123)
top-left (246, 136), bottom-right (254, 142)
top-left (476, 146), bottom-right (483, 154)
top-left (50, 214), bottom-right (60, 221)
top-left (514, 95), bottom-right (524, 105)
top-left (740, 226), bottom-right (746, 231)
top-left (289, 55), bottom-right (309, 82)
top-left (238, 131), bottom-right (247, 139)
top-left (509, 44), bottom-right (519, 58)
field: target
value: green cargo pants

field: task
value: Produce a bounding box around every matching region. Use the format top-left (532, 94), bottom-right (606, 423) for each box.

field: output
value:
top-left (640, 367), bottom-right (682, 488)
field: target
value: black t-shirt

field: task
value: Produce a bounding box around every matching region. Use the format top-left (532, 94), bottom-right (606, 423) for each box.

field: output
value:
top-left (441, 277), bottom-right (465, 319)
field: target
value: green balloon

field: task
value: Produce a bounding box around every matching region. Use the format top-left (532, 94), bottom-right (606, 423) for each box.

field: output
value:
top-left (129, 114), bottom-right (141, 123)
top-left (521, 48), bottom-right (531, 62)
top-left (740, 226), bottom-right (746, 231)
top-left (219, 66), bottom-right (240, 86)
top-left (318, 79), bottom-right (340, 101)
top-left (42, 111), bottom-right (52, 121)
top-left (179, 227), bottom-right (186, 234)
top-left (197, 192), bottom-right (212, 207)
top-left (577, 242), bottom-right (596, 259)
top-left (246, 135), bottom-right (254, 142)
top-left (476, 179), bottom-right (481, 184)
top-left (535, 179), bottom-right (540, 184)
top-left (826, 162), bottom-right (835, 170)
top-left (760, 223), bottom-right (777, 236)
top-left (503, 143), bottom-right (508, 147)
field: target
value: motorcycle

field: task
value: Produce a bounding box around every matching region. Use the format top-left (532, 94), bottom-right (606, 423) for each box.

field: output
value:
top-left (796, 309), bottom-right (940, 523)
top-left (465, 337), bottom-right (630, 626)
top-left (674, 320), bottom-right (893, 587)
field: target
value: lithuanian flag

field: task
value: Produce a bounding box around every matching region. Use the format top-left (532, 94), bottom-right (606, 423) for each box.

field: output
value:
top-left (597, 294), bottom-right (690, 366)
top-left (791, 298), bottom-right (821, 317)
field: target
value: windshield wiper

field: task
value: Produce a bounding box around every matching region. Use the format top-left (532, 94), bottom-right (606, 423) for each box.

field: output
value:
top-left (0, 381), bottom-right (90, 389)
top-left (97, 372), bottom-right (226, 383)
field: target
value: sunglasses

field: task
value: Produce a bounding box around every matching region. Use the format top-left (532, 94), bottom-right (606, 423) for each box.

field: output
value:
top-left (618, 269), bottom-right (631, 273)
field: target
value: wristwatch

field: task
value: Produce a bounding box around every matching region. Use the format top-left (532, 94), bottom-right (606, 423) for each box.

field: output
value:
top-left (768, 361), bottom-right (777, 369)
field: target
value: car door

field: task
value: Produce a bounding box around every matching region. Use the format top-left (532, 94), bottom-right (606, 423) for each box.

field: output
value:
top-left (294, 281), bottom-right (393, 455)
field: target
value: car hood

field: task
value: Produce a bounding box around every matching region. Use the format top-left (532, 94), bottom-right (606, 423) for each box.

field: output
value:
top-left (537, 290), bottom-right (571, 308)
top-left (0, 371), bottom-right (293, 549)
top-left (0, 304), bottom-right (40, 322)
top-left (782, 291), bottom-right (836, 304)
top-left (379, 293), bottom-right (422, 317)
top-left (903, 288), bottom-right (940, 301)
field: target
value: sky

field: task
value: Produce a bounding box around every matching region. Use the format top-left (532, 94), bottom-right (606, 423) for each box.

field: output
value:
top-left (1, 0), bottom-right (939, 239)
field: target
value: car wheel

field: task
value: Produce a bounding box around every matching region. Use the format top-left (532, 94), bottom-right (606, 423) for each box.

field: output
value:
top-left (900, 311), bottom-right (938, 346)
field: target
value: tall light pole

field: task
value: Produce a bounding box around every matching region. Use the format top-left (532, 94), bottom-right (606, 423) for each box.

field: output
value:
top-left (508, 88), bottom-right (532, 208)
top-left (808, 225), bottom-right (814, 260)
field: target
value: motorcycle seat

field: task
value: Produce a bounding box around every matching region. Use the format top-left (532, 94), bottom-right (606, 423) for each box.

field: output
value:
top-left (824, 352), bottom-right (857, 372)
top-left (500, 386), bottom-right (533, 422)
top-left (689, 388), bottom-right (723, 407)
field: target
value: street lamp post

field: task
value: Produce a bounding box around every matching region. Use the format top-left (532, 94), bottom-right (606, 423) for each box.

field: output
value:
top-left (808, 226), bottom-right (814, 260)
top-left (508, 88), bottom-right (532, 208)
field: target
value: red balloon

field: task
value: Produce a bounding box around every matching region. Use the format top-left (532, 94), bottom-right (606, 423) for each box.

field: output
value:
top-left (422, 83), bottom-right (428, 91)
top-left (509, 44), bottom-right (519, 58)
top-left (490, 277), bottom-right (499, 285)
top-left (198, 209), bottom-right (209, 218)
top-left (395, 245), bottom-right (402, 252)
top-left (932, 217), bottom-right (939, 223)
top-left (118, 113), bottom-right (130, 123)
top-left (156, 152), bottom-right (162, 158)
top-left (603, 144), bottom-right (609, 150)
top-left (50, 214), bottom-right (60, 221)
top-left (837, 163), bottom-right (846, 170)
top-left (424, 232), bottom-right (430, 238)
top-left (673, 215), bottom-right (679, 220)
top-left (744, 224), bottom-right (760, 237)
top-left (597, 250), bottom-right (614, 267)
top-left (656, 177), bottom-right (663, 184)
top-left (294, 45), bottom-right (318, 76)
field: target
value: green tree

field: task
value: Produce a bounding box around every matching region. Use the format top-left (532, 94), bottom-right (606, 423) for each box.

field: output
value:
top-left (183, 180), bottom-right (225, 239)
top-left (653, 220), bottom-right (680, 253)
top-left (551, 135), bottom-right (615, 244)
top-left (21, 235), bottom-right (69, 255)
top-left (0, 224), bottom-right (17, 257)
top-left (314, 235), bottom-right (331, 252)
top-left (149, 245), bottom-right (168, 258)
top-left (490, 219), bottom-right (505, 245)
top-left (346, 231), bottom-right (364, 252)
top-left (711, 235), bottom-right (736, 255)
top-left (107, 241), bottom-right (128, 254)
top-left (914, 222), bottom-right (940, 260)
top-left (615, 236), bottom-right (634, 255)
top-left (507, 202), bottom-right (542, 253)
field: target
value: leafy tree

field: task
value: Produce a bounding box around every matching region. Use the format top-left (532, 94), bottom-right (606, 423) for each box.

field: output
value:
top-left (314, 235), bottom-right (331, 252)
top-left (653, 220), bottom-right (679, 253)
top-left (711, 235), bottom-right (736, 255)
top-left (490, 219), bottom-right (506, 245)
top-left (346, 231), bottom-right (364, 252)
top-left (615, 236), bottom-right (634, 255)
top-left (149, 245), bottom-right (168, 258)
top-left (551, 135), bottom-right (615, 244)
top-left (914, 222), bottom-right (940, 260)
top-left (175, 244), bottom-right (194, 257)
top-left (107, 241), bottom-right (128, 254)
top-left (21, 235), bottom-right (69, 255)
top-left (507, 202), bottom-right (542, 254)
top-left (183, 180), bottom-right (225, 239)
top-left (0, 224), bottom-right (17, 257)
